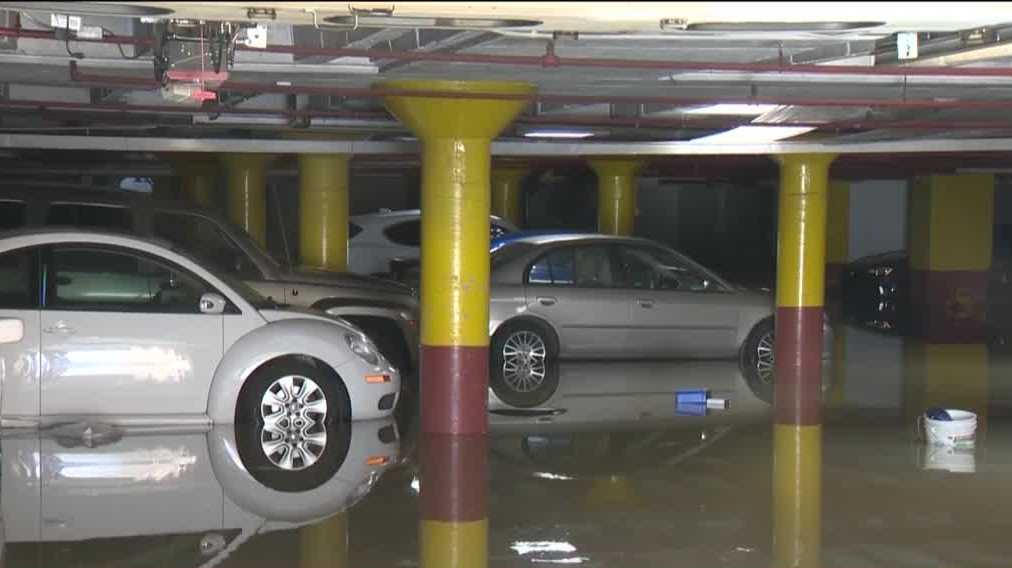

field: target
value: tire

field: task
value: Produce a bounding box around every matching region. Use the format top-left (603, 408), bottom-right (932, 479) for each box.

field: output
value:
top-left (234, 360), bottom-right (350, 492)
top-left (740, 317), bottom-right (775, 404)
top-left (490, 319), bottom-right (560, 408)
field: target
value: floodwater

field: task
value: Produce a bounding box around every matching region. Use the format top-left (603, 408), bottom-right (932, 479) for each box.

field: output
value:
top-left (4, 324), bottom-right (1011, 568)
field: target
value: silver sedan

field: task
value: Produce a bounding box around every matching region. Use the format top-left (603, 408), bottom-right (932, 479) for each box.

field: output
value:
top-left (488, 234), bottom-right (831, 407)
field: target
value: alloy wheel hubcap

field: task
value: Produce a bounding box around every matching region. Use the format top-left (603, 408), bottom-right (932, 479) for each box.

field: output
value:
top-left (260, 375), bottom-right (328, 471)
top-left (756, 331), bottom-right (775, 384)
top-left (502, 331), bottom-right (548, 393)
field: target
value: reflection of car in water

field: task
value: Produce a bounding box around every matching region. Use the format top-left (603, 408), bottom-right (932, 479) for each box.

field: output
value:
top-left (1, 418), bottom-right (398, 566)
top-left (484, 361), bottom-right (771, 481)
top-left (488, 234), bottom-right (834, 407)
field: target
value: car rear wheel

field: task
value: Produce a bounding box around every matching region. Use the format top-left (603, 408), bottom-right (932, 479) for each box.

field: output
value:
top-left (235, 361), bottom-right (349, 492)
top-left (490, 320), bottom-right (560, 408)
top-left (741, 318), bottom-right (775, 403)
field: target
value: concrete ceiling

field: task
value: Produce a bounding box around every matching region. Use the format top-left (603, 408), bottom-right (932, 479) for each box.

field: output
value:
top-left (2, 1), bottom-right (1012, 163)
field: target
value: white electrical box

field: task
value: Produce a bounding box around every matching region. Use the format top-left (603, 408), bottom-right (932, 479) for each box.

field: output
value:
top-left (50, 13), bottom-right (82, 32)
top-left (897, 32), bottom-right (918, 60)
top-left (240, 25), bottom-right (269, 49)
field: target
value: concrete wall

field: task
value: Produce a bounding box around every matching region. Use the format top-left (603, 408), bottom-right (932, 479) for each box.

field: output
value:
top-left (848, 179), bottom-right (909, 261)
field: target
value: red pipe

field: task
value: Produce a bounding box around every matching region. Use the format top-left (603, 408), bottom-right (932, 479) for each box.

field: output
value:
top-left (9, 25), bottom-right (1012, 79)
top-left (0, 98), bottom-right (388, 120)
top-left (67, 62), bottom-right (1012, 112)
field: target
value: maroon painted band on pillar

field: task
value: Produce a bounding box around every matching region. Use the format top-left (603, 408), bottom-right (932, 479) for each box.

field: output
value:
top-left (420, 345), bottom-right (489, 435)
top-left (908, 269), bottom-right (988, 343)
top-left (420, 434), bottom-right (488, 523)
top-left (774, 307), bottom-right (824, 426)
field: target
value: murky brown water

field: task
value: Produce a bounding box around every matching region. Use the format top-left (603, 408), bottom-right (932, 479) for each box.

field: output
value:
top-left (5, 325), bottom-right (1011, 568)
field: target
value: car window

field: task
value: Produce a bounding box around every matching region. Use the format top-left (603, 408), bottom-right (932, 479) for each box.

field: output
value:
top-left (573, 246), bottom-right (616, 288)
top-left (527, 248), bottom-right (576, 286)
top-left (384, 220), bottom-right (421, 247)
top-left (492, 242), bottom-right (534, 271)
top-left (153, 211), bottom-right (261, 280)
top-left (0, 248), bottom-right (37, 308)
top-left (349, 222), bottom-right (363, 239)
top-left (47, 203), bottom-right (131, 231)
top-left (616, 245), bottom-right (716, 292)
top-left (47, 246), bottom-right (213, 314)
top-left (0, 200), bottom-right (27, 230)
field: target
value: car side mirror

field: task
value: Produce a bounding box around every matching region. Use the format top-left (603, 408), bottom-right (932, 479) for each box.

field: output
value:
top-left (200, 293), bottom-right (227, 315)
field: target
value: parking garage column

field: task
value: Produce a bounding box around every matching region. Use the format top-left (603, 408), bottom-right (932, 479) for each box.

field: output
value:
top-left (177, 156), bottom-right (219, 209)
top-left (378, 79), bottom-right (535, 435)
top-left (220, 153), bottom-right (270, 248)
top-left (773, 153), bottom-right (835, 568)
top-left (298, 154), bottom-right (351, 271)
top-left (905, 174), bottom-right (994, 431)
top-left (589, 158), bottom-right (644, 236)
top-left (491, 164), bottom-right (528, 227)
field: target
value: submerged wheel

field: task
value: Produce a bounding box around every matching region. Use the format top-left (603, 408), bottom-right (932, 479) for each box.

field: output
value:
top-left (235, 360), bottom-right (349, 492)
top-left (741, 318), bottom-right (775, 403)
top-left (490, 320), bottom-right (560, 408)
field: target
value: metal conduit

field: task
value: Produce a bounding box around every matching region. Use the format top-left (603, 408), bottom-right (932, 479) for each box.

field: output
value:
top-left (4, 25), bottom-right (1012, 78)
top-left (65, 62), bottom-right (1012, 112)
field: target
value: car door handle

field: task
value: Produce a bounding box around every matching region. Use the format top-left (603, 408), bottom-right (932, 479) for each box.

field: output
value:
top-left (43, 321), bottom-right (76, 335)
top-left (537, 296), bottom-right (557, 306)
top-left (638, 298), bottom-right (655, 308)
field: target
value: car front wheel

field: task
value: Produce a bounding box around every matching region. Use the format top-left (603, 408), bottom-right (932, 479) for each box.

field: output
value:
top-left (740, 318), bottom-right (775, 403)
top-left (235, 361), bottom-right (349, 491)
top-left (490, 320), bottom-right (560, 408)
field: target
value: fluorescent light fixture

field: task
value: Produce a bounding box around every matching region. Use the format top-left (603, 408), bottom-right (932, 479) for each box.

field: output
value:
top-left (683, 103), bottom-right (779, 116)
top-left (523, 129), bottom-right (596, 139)
top-left (689, 125), bottom-right (816, 145)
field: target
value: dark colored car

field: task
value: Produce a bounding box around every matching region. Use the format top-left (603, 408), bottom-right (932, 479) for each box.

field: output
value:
top-left (840, 250), bottom-right (909, 334)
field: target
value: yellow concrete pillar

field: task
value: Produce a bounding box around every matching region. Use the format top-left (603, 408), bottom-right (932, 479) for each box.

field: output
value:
top-left (299, 513), bottom-right (347, 568)
top-left (298, 154), bottom-right (350, 271)
top-left (178, 158), bottom-right (218, 209)
top-left (220, 153), bottom-right (269, 247)
top-left (773, 153), bottom-right (835, 568)
top-left (379, 79), bottom-right (534, 437)
top-left (589, 158), bottom-right (644, 236)
top-left (491, 165), bottom-right (527, 227)
top-left (905, 174), bottom-right (994, 435)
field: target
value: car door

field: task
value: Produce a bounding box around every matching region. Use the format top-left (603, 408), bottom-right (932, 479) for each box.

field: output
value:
top-left (523, 244), bottom-right (631, 358)
top-left (616, 245), bottom-right (740, 358)
top-left (0, 246), bottom-right (41, 417)
top-left (39, 244), bottom-right (224, 416)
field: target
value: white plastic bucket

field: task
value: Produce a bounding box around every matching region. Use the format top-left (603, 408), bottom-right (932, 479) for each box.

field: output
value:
top-left (923, 409), bottom-right (977, 447)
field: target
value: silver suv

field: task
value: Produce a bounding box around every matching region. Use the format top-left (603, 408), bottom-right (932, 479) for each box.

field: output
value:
top-left (0, 188), bottom-right (418, 374)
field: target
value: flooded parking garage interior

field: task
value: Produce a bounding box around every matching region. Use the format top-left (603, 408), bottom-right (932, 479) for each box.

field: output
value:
top-left (5, 2), bottom-right (1012, 568)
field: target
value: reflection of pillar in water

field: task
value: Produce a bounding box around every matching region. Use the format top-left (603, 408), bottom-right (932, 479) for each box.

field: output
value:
top-left (420, 434), bottom-right (488, 568)
top-left (772, 154), bottom-right (834, 568)
top-left (299, 512), bottom-right (347, 568)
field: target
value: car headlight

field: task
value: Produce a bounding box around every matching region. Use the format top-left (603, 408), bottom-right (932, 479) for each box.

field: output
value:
top-left (345, 333), bottom-right (381, 366)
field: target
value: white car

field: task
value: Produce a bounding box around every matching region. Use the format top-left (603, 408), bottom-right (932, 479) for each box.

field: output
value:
top-left (0, 229), bottom-right (400, 441)
top-left (1, 418), bottom-right (399, 562)
top-left (348, 209), bottom-right (518, 276)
